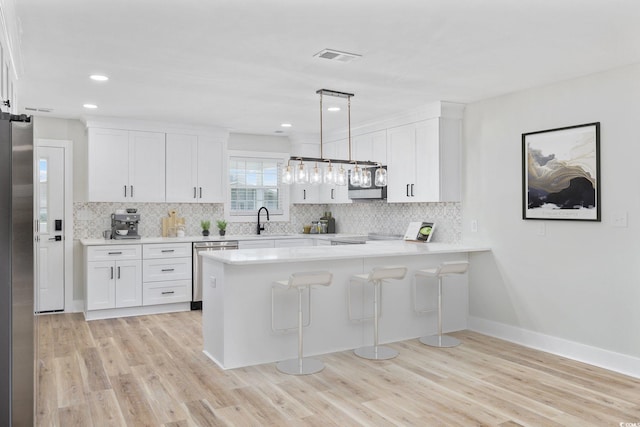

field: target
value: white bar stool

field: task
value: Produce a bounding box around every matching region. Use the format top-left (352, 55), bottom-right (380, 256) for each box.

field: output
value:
top-left (271, 271), bottom-right (332, 375)
top-left (414, 261), bottom-right (469, 348)
top-left (350, 266), bottom-right (407, 360)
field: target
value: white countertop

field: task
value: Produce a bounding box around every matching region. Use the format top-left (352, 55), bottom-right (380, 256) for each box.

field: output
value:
top-left (80, 233), bottom-right (346, 246)
top-left (200, 241), bottom-right (490, 265)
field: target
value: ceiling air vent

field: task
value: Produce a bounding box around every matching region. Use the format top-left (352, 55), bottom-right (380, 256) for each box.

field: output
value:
top-left (313, 49), bottom-right (361, 63)
top-left (25, 107), bottom-right (53, 113)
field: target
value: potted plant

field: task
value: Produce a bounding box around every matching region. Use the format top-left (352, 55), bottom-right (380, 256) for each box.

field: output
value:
top-left (216, 219), bottom-right (228, 236)
top-left (200, 220), bottom-right (211, 236)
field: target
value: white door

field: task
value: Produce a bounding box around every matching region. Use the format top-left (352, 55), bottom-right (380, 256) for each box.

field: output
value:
top-left (36, 146), bottom-right (65, 312)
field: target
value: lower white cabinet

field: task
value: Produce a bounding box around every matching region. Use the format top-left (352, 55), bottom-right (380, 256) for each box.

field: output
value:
top-left (86, 245), bottom-right (142, 310)
top-left (142, 243), bottom-right (192, 306)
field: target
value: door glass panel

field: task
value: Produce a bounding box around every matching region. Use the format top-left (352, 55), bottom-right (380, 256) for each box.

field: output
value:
top-left (39, 158), bottom-right (48, 233)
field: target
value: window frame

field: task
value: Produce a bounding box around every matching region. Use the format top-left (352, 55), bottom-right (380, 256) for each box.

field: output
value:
top-left (225, 150), bottom-right (290, 223)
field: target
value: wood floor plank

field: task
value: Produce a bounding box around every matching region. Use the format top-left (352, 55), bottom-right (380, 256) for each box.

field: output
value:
top-left (35, 311), bottom-right (640, 427)
top-left (85, 390), bottom-right (127, 427)
top-left (110, 373), bottom-right (160, 427)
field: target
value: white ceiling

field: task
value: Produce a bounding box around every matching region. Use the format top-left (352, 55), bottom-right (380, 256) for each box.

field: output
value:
top-left (12, 0), bottom-right (640, 136)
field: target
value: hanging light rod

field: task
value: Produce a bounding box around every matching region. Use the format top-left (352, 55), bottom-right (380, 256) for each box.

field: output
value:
top-left (315, 89), bottom-right (354, 99)
top-left (287, 156), bottom-right (380, 167)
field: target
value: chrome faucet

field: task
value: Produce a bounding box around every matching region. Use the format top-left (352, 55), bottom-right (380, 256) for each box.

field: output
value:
top-left (257, 206), bottom-right (270, 235)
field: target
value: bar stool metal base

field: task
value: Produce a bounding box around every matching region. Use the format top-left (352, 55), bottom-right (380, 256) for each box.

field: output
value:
top-left (419, 334), bottom-right (460, 348)
top-left (354, 345), bottom-right (398, 360)
top-left (276, 357), bottom-right (325, 375)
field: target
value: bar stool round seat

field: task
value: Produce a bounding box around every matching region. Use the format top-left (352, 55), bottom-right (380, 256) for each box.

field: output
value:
top-left (415, 261), bottom-right (469, 348)
top-left (272, 271), bottom-right (332, 375)
top-left (351, 266), bottom-right (407, 360)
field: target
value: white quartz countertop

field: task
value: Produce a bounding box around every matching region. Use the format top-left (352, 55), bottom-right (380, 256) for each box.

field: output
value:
top-left (80, 233), bottom-right (351, 246)
top-left (200, 241), bottom-right (491, 265)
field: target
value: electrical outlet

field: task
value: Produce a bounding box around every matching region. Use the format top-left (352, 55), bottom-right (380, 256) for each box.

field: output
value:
top-left (612, 211), bottom-right (628, 228)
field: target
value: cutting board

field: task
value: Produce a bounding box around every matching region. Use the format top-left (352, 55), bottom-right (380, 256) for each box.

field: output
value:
top-left (162, 210), bottom-right (185, 237)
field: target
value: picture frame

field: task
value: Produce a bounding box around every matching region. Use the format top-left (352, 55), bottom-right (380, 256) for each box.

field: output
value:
top-left (522, 122), bottom-right (600, 221)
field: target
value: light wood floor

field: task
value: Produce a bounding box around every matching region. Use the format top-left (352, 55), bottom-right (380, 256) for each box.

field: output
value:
top-left (36, 311), bottom-right (640, 426)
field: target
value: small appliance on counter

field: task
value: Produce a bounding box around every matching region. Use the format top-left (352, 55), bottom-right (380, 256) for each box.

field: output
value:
top-left (111, 211), bottom-right (141, 239)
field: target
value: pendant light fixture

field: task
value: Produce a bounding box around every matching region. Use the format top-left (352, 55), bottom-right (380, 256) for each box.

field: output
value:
top-left (282, 159), bottom-right (293, 184)
top-left (281, 89), bottom-right (387, 188)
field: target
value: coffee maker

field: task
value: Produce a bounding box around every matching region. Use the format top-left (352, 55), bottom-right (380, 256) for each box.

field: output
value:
top-left (111, 212), bottom-right (141, 239)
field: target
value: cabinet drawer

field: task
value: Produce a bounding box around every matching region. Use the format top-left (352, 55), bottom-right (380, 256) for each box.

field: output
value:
top-left (143, 257), bottom-right (191, 282)
top-left (87, 245), bottom-right (141, 261)
top-left (143, 280), bottom-right (191, 306)
top-left (143, 243), bottom-right (192, 259)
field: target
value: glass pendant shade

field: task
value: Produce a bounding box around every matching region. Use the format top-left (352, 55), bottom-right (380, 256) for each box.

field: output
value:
top-left (310, 163), bottom-right (322, 184)
top-left (350, 165), bottom-right (362, 186)
top-left (361, 169), bottom-right (372, 188)
top-left (295, 161), bottom-right (308, 184)
top-left (336, 165), bottom-right (347, 186)
top-left (375, 166), bottom-right (387, 187)
top-left (282, 163), bottom-right (293, 184)
top-left (323, 164), bottom-right (335, 184)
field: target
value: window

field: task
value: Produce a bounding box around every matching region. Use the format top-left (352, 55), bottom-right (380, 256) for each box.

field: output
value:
top-left (227, 151), bottom-right (289, 220)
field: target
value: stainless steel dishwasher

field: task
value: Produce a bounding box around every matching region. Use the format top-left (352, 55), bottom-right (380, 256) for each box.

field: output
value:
top-left (192, 240), bottom-right (238, 310)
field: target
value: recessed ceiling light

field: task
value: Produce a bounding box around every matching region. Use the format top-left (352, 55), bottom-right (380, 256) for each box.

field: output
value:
top-left (83, 103), bottom-right (98, 109)
top-left (327, 107), bottom-right (341, 112)
top-left (280, 123), bottom-right (292, 128)
top-left (89, 74), bottom-right (109, 81)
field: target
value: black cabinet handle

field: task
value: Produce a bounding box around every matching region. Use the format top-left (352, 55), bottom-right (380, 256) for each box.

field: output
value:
top-left (193, 187), bottom-right (197, 198)
top-left (117, 266), bottom-right (121, 279)
top-left (331, 188), bottom-right (335, 199)
top-left (199, 187), bottom-right (203, 198)
top-left (161, 291), bottom-right (175, 295)
top-left (110, 266), bottom-right (114, 279)
top-left (130, 185), bottom-right (134, 197)
top-left (406, 184), bottom-right (410, 197)
top-left (108, 251), bottom-right (122, 255)
top-left (303, 189), bottom-right (306, 200)
top-left (161, 249), bottom-right (175, 253)
top-left (124, 185), bottom-right (127, 197)
top-left (161, 268), bottom-right (175, 272)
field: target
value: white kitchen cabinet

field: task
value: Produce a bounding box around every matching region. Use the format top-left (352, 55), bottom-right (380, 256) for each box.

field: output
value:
top-left (87, 128), bottom-right (166, 202)
top-left (142, 243), bottom-right (192, 306)
top-left (319, 139), bottom-right (351, 204)
top-left (165, 133), bottom-right (225, 203)
top-left (353, 130), bottom-right (387, 165)
top-left (386, 117), bottom-right (461, 202)
top-left (290, 183), bottom-right (319, 204)
top-left (85, 245), bottom-right (142, 310)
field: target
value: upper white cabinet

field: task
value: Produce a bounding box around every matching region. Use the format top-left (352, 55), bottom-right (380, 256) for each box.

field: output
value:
top-left (386, 116), bottom-right (461, 203)
top-left (88, 128), bottom-right (166, 202)
top-left (318, 139), bottom-right (351, 204)
top-left (353, 130), bottom-right (387, 165)
top-left (166, 133), bottom-right (225, 203)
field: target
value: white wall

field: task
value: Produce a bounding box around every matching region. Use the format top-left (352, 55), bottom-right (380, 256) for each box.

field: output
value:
top-left (463, 64), bottom-right (640, 362)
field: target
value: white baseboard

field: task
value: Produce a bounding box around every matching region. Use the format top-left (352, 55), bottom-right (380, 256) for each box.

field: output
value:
top-left (468, 316), bottom-right (640, 379)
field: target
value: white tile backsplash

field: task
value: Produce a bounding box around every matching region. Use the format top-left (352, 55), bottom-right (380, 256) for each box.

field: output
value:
top-left (74, 201), bottom-right (461, 243)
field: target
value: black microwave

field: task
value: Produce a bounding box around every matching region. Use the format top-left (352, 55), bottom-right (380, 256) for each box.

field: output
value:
top-left (347, 166), bottom-right (387, 200)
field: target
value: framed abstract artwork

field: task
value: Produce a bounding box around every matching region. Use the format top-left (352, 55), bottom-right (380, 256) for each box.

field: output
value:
top-left (522, 122), bottom-right (600, 221)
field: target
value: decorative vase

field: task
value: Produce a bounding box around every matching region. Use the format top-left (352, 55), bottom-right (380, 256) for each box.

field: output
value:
top-left (219, 229), bottom-right (226, 236)
top-left (202, 230), bottom-right (210, 236)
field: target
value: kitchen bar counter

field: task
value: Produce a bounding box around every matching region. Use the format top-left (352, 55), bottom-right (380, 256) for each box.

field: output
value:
top-left (79, 233), bottom-right (354, 246)
top-left (201, 241), bottom-right (490, 369)
top-left (200, 241), bottom-right (489, 265)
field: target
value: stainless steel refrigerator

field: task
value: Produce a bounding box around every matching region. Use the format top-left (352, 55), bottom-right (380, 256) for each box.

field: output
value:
top-left (0, 113), bottom-right (35, 426)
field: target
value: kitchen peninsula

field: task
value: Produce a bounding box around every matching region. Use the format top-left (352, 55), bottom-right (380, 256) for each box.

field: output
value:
top-left (200, 241), bottom-right (489, 369)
